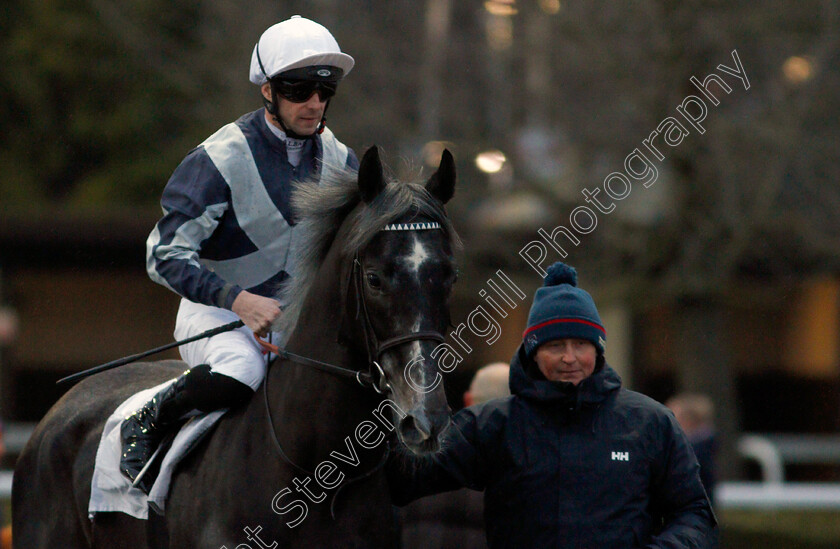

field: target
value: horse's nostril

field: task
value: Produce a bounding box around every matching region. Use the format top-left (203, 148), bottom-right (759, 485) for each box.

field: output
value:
top-left (399, 416), bottom-right (415, 436)
top-left (399, 414), bottom-right (432, 444)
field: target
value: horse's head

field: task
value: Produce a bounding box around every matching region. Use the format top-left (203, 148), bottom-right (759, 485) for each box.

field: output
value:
top-left (343, 147), bottom-right (457, 455)
top-left (278, 146), bottom-right (458, 456)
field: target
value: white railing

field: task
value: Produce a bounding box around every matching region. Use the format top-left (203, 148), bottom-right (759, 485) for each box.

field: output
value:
top-left (0, 471), bottom-right (10, 500)
top-left (0, 423), bottom-right (36, 501)
top-left (735, 433), bottom-right (840, 484)
top-left (715, 433), bottom-right (840, 510)
top-left (717, 482), bottom-right (840, 509)
top-left (4, 422), bottom-right (37, 454)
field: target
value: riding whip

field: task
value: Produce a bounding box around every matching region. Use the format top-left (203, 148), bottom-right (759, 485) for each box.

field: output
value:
top-left (56, 320), bottom-right (245, 386)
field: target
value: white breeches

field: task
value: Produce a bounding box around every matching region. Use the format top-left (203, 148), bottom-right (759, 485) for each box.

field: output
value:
top-left (174, 299), bottom-right (280, 390)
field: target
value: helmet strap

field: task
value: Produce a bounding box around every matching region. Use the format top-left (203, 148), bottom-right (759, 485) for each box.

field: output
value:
top-left (257, 41), bottom-right (278, 116)
top-left (257, 42), bottom-right (302, 136)
top-left (316, 99), bottom-right (331, 134)
top-left (262, 91), bottom-right (278, 115)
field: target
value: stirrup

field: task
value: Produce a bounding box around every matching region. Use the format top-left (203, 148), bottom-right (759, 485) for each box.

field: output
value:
top-left (130, 431), bottom-right (177, 493)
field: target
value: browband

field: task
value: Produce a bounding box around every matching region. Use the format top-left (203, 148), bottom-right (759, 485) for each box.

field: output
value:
top-left (382, 222), bottom-right (441, 231)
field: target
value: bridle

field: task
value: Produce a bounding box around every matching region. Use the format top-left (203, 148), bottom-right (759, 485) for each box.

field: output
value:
top-left (351, 238), bottom-right (447, 394)
top-left (263, 220), bottom-right (447, 394)
top-left (352, 222), bottom-right (447, 393)
top-left (262, 220), bottom-right (448, 514)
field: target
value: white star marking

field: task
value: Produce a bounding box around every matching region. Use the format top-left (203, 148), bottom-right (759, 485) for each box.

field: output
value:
top-left (404, 235), bottom-right (429, 274)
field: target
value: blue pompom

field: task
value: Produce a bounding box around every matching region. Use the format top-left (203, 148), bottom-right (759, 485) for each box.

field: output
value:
top-left (544, 262), bottom-right (577, 287)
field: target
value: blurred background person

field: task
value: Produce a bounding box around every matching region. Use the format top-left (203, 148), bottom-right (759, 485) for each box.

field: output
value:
top-left (463, 362), bottom-right (510, 407)
top-left (667, 393), bottom-right (718, 504)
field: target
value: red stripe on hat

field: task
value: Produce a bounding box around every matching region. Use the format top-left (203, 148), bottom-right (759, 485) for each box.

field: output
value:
top-left (522, 318), bottom-right (606, 338)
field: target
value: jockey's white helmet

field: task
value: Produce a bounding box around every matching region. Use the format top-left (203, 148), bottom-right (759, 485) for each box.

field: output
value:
top-left (249, 16), bottom-right (355, 85)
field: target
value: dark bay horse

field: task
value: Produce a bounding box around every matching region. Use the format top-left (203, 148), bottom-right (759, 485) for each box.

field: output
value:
top-left (13, 146), bottom-right (459, 548)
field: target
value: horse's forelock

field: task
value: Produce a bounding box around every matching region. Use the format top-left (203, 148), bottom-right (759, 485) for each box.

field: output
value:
top-left (342, 180), bottom-right (457, 255)
top-left (276, 167), bottom-right (459, 341)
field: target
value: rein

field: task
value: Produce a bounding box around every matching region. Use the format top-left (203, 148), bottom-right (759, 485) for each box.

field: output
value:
top-left (256, 339), bottom-right (377, 388)
top-left (262, 375), bottom-right (391, 519)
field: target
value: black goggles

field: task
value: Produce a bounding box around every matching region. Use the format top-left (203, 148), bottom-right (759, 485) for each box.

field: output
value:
top-left (271, 78), bottom-right (338, 103)
top-left (270, 66), bottom-right (343, 103)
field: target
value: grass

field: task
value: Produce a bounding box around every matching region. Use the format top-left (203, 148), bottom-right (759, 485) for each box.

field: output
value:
top-left (720, 509), bottom-right (840, 548)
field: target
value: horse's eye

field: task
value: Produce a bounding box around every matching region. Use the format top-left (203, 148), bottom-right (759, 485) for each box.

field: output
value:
top-left (366, 273), bottom-right (382, 289)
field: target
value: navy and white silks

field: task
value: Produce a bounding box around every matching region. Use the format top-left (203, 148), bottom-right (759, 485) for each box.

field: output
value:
top-left (147, 109), bottom-right (358, 388)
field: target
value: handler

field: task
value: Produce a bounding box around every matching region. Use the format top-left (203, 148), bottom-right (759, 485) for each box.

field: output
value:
top-left (121, 15), bottom-right (358, 492)
top-left (388, 262), bottom-right (717, 548)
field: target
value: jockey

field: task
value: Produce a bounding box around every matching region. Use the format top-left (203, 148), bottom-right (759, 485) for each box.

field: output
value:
top-left (122, 15), bottom-right (359, 493)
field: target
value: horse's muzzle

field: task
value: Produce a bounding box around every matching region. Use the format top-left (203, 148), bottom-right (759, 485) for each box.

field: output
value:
top-left (398, 409), bottom-right (449, 454)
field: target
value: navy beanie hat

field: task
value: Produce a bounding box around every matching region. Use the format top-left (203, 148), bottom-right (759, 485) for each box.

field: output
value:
top-left (522, 262), bottom-right (606, 357)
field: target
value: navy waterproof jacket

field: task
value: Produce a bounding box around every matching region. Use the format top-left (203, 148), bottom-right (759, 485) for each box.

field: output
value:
top-left (388, 348), bottom-right (716, 548)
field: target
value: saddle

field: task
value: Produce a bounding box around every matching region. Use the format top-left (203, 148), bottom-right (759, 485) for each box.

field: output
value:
top-left (88, 381), bottom-right (226, 519)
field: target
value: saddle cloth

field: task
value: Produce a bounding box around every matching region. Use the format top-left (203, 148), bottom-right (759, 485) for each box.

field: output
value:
top-left (88, 380), bottom-right (226, 520)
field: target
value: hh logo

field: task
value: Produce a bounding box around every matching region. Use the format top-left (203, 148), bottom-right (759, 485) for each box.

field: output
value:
top-left (611, 451), bottom-right (629, 461)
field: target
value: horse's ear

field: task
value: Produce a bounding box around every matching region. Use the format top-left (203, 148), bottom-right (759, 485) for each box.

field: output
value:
top-left (425, 149), bottom-right (455, 204)
top-left (358, 146), bottom-right (386, 203)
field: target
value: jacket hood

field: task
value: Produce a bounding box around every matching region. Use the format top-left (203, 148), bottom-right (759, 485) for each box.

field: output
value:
top-left (509, 344), bottom-right (621, 407)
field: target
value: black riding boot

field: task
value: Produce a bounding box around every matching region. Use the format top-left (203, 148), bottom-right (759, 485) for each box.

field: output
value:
top-left (119, 364), bottom-right (253, 493)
